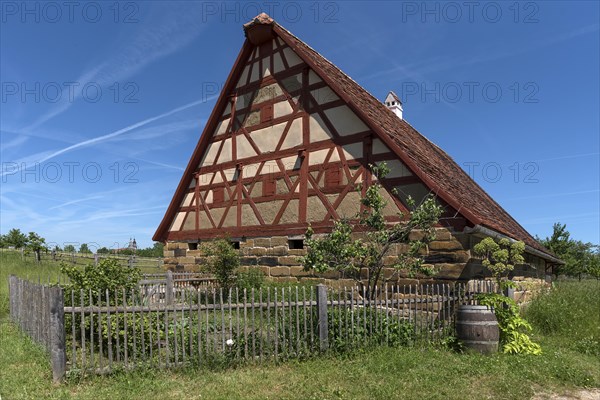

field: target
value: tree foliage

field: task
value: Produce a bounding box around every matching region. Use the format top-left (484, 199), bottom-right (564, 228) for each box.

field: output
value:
top-left (136, 242), bottom-right (164, 258)
top-left (538, 223), bottom-right (599, 279)
top-left (26, 231), bottom-right (47, 262)
top-left (2, 228), bottom-right (27, 248)
top-left (201, 239), bottom-right (240, 296)
top-left (64, 244), bottom-right (76, 253)
top-left (61, 258), bottom-right (141, 302)
top-left (473, 237), bottom-right (525, 287)
top-left (302, 163), bottom-right (443, 299)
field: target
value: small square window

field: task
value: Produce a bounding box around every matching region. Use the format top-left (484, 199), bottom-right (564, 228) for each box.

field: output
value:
top-left (288, 239), bottom-right (304, 250)
top-left (188, 242), bottom-right (198, 250)
top-left (231, 241), bottom-right (241, 250)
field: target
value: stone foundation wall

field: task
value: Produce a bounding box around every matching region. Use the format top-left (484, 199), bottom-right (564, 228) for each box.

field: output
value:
top-left (164, 227), bottom-right (477, 284)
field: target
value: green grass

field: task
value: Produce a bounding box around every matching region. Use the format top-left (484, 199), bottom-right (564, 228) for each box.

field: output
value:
top-left (1, 253), bottom-right (599, 399)
top-left (524, 279), bottom-right (600, 356)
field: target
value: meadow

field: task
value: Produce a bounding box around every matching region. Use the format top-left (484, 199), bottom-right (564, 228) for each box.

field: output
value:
top-left (1, 251), bottom-right (599, 400)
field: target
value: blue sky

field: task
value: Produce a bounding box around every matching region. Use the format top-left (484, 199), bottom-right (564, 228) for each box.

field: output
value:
top-left (1, 1), bottom-right (598, 250)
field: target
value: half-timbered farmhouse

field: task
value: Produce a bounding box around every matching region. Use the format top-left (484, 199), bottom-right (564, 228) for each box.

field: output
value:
top-left (153, 14), bottom-right (560, 283)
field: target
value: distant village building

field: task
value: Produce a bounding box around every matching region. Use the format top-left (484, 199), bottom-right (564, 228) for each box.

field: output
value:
top-left (153, 14), bottom-right (560, 282)
top-left (112, 237), bottom-right (137, 254)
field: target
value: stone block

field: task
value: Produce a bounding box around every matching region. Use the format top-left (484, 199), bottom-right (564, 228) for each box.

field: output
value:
top-left (179, 256), bottom-right (196, 265)
top-left (288, 249), bottom-right (307, 256)
top-left (166, 242), bottom-right (179, 250)
top-left (383, 256), bottom-right (397, 266)
top-left (433, 228), bottom-right (453, 241)
top-left (163, 257), bottom-right (178, 265)
top-left (270, 266), bottom-right (290, 276)
top-left (290, 266), bottom-right (312, 277)
top-left (258, 257), bottom-right (279, 267)
top-left (278, 256), bottom-right (302, 266)
top-left (409, 230), bottom-right (425, 241)
top-left (395, 278), bottom-right (420, 287)
top-left (437, 263), bottom-right (465, 280)
top-left (429, 240), bottom-right (464, 251)
top-left (259, 266), bottom-right (271, 276)
top-left (240, 256), bottom-right (258, 266)
top-left (173, 248), bottom-right (187, 257)
top-left (272, 276), bottom-right (298, 283)
top-left (383, 268), bottom-right (400, 279)
top-left (250, 247), bottom-right (267, 256)
top-left (269, 246), bottom-right (288, 256)
top-left (454, 250), bottom-right (471, 263)
top-left (270, 236), bottom-right (288, 247)
top-left (163, 250), bottom-right (174, 257)
top-left (187, 249), bottom-right (204, 257)
top-left (254, 238), bottom-right (271, 247)
top-left (319, 270), bottom-right (340, 279)
top-left (424, 253), bottom-right (455, 263)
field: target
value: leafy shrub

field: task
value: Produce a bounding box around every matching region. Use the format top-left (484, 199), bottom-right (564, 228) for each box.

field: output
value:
top-left (61, 258), bottom-right (141, 305)
top-left (477, 292), bottom-right (541, 355)
top-left (201, 239), bottom-right (240, 296)
top-left (236, 269), bottom-right (265, 292)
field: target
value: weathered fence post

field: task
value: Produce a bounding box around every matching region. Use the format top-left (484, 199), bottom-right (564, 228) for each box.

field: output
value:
top-left (49, 286), bottom-right (66, 383)
top-left (316, 284), bottom-right (329, 351)
top-left (94, 253), bottom-right (99, 266)
top-left (166, 270), bottom-right (174, 305)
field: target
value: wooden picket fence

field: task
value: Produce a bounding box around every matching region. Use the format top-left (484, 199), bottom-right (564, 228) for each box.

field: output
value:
top-left (9, 275), bottom-right (497, 382)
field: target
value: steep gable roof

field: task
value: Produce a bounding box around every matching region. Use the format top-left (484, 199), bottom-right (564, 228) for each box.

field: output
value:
top-left (154, 14), bottom-right (556, 262)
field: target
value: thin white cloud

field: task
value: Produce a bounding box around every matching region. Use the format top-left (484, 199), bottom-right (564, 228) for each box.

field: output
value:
top-left (48, 195), bottom-right (105, 210)
top-left (24, 3), bottom-right (206, 131)
top-left (1, 96), bottom-right (217, 174)
top-left (362, 23), bottom-right (600, 81)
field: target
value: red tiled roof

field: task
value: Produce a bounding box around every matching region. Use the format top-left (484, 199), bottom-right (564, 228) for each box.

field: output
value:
top-left (272, 23), bottom-right (555, 259)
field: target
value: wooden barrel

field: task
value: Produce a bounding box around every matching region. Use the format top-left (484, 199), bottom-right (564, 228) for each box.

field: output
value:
top-left (456, 305), bottom-right (499, 354)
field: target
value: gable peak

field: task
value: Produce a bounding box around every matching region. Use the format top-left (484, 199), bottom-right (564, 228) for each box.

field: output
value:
top-left (243, 13), bottom-right (275, 45)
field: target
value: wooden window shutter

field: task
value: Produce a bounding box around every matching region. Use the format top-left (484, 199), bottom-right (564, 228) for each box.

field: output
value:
top-left (213, 187), bottom-right (225, 203)
top-left (325, 166), bottom-right (341, 187)
top-left (263, 176), bottom-right (276, 197)
top-left (261, 104), bottom-right (273, 123)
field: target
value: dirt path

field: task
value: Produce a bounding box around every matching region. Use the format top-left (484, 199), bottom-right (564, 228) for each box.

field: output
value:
top-left (533, 389), bottom-right (600, 399)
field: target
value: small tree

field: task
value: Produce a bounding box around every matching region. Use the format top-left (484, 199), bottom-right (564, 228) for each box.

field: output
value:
top-left (26, 231), bottom-right (47, 262)
top-left (538, 223), bottom-right (598, 279)
top-left (4, 228), bottom-right (27, 248)
top-left (64, 244), bottom-right (76, 253)
top-left (201, 239), bottom-right (240, 297)
top-left (473, 237), bottom-right (525, 289)
top-left (79, 243), bottom-right (92, 254)
top-left (302, 163), bottom-right (443, 299)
